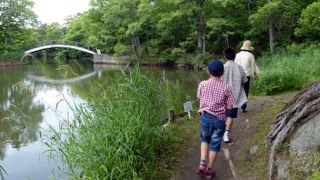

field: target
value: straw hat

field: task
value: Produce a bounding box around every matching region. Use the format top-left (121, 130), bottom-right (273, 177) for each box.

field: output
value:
top-left (241, 40), bottom-right (254, 51)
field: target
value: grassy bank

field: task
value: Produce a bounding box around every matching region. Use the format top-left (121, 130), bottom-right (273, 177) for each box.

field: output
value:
top-left (46, 67), bottom-right (185, 179)
top-left (236, 95), bottom-right (292, 179)
top-left (252, 47), bottom-right (320, 95)
top-left (0, 51), bottom-right (24, 62)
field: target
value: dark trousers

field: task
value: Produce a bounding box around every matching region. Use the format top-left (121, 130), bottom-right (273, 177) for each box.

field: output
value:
top-left (241, 77), bottom-right (250, 110)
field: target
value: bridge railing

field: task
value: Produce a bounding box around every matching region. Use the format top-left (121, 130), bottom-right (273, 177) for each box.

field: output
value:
top-left (29, 40), bottom-right (98, 53)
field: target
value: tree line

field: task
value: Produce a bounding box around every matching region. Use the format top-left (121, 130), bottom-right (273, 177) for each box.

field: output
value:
top-left (1, 0), bottom-right (320, 62)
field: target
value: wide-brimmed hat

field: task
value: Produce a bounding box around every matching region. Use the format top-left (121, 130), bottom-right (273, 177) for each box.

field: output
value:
top-left (241, 40), bottom-right (254, 51)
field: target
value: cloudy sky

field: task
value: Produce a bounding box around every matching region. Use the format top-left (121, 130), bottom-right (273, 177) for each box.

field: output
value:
top-left (33, 0), bottom-right (90, 24)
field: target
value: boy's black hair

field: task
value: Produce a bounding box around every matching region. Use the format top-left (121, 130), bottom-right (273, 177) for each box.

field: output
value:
top-left (224, 48), bottom-right (236, 60)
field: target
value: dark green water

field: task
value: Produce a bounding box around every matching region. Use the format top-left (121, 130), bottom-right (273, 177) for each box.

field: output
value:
top-left (0, 62), bottom-right (206, 179)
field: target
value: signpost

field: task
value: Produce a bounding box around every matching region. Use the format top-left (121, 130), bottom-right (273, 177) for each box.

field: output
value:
top-left (183, 101), bottom-right (193, 119)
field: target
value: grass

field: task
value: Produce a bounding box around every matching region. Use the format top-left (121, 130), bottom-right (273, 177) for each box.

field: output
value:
top-left (45, 66), bottom-right (186, 179)
top-left (237, 96), bottom-right (289, 179)
top-left (290, 153), bottom-right (320, 179)
top-left (159, 112), bottom-right (199, 178)
top-left (251, 48), bottom-right (320, 95)
top-left (309, 171), bottom-right (320, 180)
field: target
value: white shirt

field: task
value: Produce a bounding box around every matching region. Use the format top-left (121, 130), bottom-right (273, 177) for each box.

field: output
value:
top-left (235, 51), bottom-right (260, 78)
top-left (222, 61), bottom-right (248, 107)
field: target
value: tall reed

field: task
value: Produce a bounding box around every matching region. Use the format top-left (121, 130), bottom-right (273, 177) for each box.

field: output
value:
top-left (252, 49), bottom-right (320, 95)
top-left (46, 66), bottom-right (184, 179)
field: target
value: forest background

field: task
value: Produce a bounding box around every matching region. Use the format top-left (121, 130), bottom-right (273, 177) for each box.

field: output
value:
top-left (1, 0), bottom-right (320, 63)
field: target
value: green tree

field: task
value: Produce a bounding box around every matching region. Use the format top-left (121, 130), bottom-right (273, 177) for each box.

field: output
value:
top-left (36, 23), bottom-right (65, 42)
top-left (295, 1), bottom-right (320, 40)
top-left (248, 0), bottom-right (319, 52)
top-left (0, 0), bottom-right (37, 53)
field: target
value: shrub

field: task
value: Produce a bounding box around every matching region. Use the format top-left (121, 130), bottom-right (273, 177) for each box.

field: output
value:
top-left (114, 43), bottom-right (132, 56)
top-left (159, 48), bottom-right (174, 63)
top-left (252, 48), bottom-right (320, 95)
top-left (0, 51), bottom-right (24, 61)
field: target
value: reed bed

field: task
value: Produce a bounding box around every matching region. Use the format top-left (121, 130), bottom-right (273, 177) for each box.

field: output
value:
top-left (46, 67), bottom-right (185, 179)
top-left (252, 48), bottom-right (320, 95)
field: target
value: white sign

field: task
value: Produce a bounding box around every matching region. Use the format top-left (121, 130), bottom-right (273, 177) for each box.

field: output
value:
top-left (183, 101), bottom-right (193, 112)
top-left (183, 101), bottom-right (193, 119)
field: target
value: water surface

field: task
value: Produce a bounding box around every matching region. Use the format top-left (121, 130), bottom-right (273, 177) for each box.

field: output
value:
top-left (0, 62), bottom-right (206, 179)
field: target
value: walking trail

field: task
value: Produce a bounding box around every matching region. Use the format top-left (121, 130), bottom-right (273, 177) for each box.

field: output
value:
top-left (171, 93), bottom-right (295, 180)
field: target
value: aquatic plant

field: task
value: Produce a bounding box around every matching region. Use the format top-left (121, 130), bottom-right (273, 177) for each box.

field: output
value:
top-left (46, 66), bottom-right (184, 179)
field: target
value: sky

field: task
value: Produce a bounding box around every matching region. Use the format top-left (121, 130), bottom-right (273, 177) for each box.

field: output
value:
top-left (33, 0), bottom-right (91, 24)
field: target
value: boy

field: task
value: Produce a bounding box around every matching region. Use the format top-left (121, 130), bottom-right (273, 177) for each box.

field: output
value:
top-left (222, 48), bottom-right (248, 143)
top-left (197, 60), bottom-right (235, 179)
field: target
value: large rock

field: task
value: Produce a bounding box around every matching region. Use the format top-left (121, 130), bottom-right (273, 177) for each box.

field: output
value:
top-left (289, 113), bottom-right (320, 155)
top-left (267, 80), bottom-right (320, 179)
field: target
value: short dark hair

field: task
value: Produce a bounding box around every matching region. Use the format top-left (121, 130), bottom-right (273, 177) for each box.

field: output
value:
top-left (224, 48), bottom-right (236, 60)
top-left (208, 60), bottom-right (224, 77)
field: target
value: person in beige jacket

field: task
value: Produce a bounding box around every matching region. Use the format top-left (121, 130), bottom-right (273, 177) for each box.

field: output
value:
top-left (235, 40), bottom-right (260, 112)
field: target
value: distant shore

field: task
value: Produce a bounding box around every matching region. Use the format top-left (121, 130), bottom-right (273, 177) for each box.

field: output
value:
top-left (0, 62), bottom-right (28, 67)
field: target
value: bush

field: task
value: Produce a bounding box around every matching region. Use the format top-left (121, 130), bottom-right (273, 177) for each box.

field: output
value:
top-left (159, 48), bottom-right (174, 63)
top-left (252, 48), bottom-right (320, 95)
top-left (0, 51), bottom-right (24, 61)
top-left (114, 43), bottom-right (132, 56)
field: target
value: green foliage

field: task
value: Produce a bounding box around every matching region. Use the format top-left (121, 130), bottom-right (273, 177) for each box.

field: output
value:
top-left (309, 171), bottom-right (320, 180)
top-left (295, 1), bottom-right (320, 39)
top-left (0, 0), bottom-right (37, 54)
top-left (162, 79), bottom-right (184, 113)
top-left (35, 23), bottom-right (65, 43)
top-left (2, 0), bottom-right (320, 62)
top-left (113, 43), bottom-right (132, 56)
top-left (159, 49), bottom-right (174, 63)
top-left (0, 51), bottom-right (24, 61)
top-left (46, 67), bottom-right (184, 179)
top-left (252, 48), bottom-right (320, 95)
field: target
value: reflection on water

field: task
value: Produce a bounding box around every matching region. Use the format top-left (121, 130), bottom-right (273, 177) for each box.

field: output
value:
top-left (0, 63), bottom-right (206, 179)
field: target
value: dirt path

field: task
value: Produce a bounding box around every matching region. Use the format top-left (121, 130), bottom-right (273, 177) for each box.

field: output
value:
top-left (172, 94), bottom-right (296, 180)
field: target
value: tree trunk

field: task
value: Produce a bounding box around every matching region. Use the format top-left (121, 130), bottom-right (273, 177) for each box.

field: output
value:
top-left (246, 0), bottom-right (251, 15)
top-left (268, 0), bottom-right (274, 53)
top-left (196, 0), bottom-right (205, 58)
top-left (131, 36), bottom-right (141, 58)
top-left (267, 80), bottom-right (320, 179)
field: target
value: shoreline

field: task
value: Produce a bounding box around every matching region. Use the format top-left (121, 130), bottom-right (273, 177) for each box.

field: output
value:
top-left (0, 60), bottom-right (200, 70)
top-left (0, 62), bottom-right (28, 67)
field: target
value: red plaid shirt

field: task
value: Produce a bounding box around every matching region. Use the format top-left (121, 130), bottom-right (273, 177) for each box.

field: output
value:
top-left (197, 78), bottom-right (235, 121)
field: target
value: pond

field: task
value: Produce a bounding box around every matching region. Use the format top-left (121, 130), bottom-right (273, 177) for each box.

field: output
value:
top-left (0, 62), bottom-right (206, 179)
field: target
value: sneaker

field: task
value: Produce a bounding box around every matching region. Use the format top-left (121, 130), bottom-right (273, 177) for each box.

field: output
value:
top-left (241, 108), bottom-right (248, 113)
top-left (197, 163), bottom-right (207, 174)
top-left (205, 168), bottom-right (215, 180)
top-left (223, 132), bottom-right (230, 143)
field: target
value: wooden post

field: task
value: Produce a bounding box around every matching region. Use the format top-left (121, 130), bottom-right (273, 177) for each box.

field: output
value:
top-left (168, 109), bottom-right (175, 123)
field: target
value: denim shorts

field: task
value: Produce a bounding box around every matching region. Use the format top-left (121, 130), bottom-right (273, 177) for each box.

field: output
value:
top-left (226, 108), bottom-right (238, 118)
top-left (200, 112), bottom-right (226, 152)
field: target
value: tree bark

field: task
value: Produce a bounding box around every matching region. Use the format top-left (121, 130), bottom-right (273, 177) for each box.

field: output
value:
top-left (246, 0), bottom-right (251, 15)
top-left (131, 36), bottom-right (141, 57)
top-left (267, 80), bottom-right (320, 179)
top-left (268, 0), bottom-right (274, 53)
top-left (196, 0), bottom-right (206, 58)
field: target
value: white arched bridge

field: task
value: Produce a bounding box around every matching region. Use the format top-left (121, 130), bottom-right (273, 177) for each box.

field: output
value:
top-left (22, 40), bottom-right (120, 63)
top-left (25, 42), bottom-right (97, 55)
